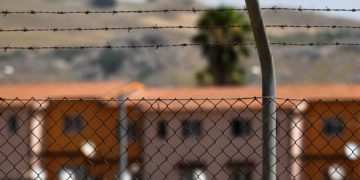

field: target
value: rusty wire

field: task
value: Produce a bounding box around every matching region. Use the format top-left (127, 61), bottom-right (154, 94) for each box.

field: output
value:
top-left (1, 6), bottom-right (360, 16)
top-left (2, 24), bottom-right (360, 33)
top-left (1, 42), bottom-right (360, 52)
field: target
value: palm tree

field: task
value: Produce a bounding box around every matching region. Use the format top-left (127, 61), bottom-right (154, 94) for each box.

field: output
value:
top-left (192, 7), bottom-right (252, 86)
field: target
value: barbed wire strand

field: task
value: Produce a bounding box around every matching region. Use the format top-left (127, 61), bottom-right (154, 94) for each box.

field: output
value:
top-left (2, 24), bottom-right (360, 33)
top-left (0, 42), bottom-right (359, 52)
top-left (0, 25), bottom-right (249, 33)
top-left (0, 42), bottom-right (252, 52)
top-left (1, 7), bottom-right (360, 16)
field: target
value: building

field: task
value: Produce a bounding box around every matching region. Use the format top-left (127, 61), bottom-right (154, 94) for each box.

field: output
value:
top-left (0, 81), bottom-right (144, 179)
top-left (128, 86), bottom-right (300, 180)
top-left (288, 84), bottom-right (360, 180)
top-left (128, 84), bottom-right (360, 180)
top-left (2, 82), bottom-right (360, 179)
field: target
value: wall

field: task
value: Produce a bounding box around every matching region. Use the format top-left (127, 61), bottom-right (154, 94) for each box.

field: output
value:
top-left (140, 107), bottom-right (294, 179)
top-left (301, 101), bottom-right (360, 179)
top-left (0, 106), bottom-right (32, 179)
top-left (39, 100), bottom-right (142, 179)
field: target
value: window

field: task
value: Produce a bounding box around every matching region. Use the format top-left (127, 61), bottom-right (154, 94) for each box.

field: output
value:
top-left (344, 142), bottom-right (360, 160)
top-left (128, 123), bottom-right (137, 141)
top-left (157, 120), bottom-right (167, 139)
top-left (231, 169), bottom-right (251, 180)
top-left (228, 163), bottom-right (253, 180)
top-left (80, 141), bottom-right (96, 158)
top-left (59, 168), bottom-right (75, 180)
top-left (31, 165), bottom-right (47, 180)
top-left (231, 119), bottom-right (252, 137)
top-left (117, 122), bottom-right (137, 141)
top-left (64, 115), bottom-right (84, 134)
top-left (58, 167), bottom-right (87, 180)
top-left (181, 168), bottom-right (206, 180)
top-left (183, 120), bottom-right (202, 139)
top-left (326, 164), bottom-right (345, 180)
top-left (323, 117), bottom-right (344, 136)
top-left (8, 115), bottom-right (18, 133)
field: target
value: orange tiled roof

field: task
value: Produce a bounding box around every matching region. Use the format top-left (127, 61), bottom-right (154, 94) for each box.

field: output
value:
top-left (129, 84), bottom-right (360, 100)
top-left (0, 81), bottom-right (144, 99)
top-left (128, 84), bottom-right (360, 111)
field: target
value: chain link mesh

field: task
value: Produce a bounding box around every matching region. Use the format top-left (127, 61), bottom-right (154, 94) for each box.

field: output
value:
top-left (0, 97), bottom-right (358, 179)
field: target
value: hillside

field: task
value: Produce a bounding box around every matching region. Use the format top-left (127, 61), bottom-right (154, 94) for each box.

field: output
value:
top-left (0, 0), bottom-right (360, 86)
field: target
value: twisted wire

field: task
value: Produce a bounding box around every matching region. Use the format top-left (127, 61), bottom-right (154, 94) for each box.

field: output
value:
top-left (2, 24), bottom-right (360, 33)
top-left (1, 42), bottom-right (360, 52)
top-left (1, 7), bottom-right (360, 16)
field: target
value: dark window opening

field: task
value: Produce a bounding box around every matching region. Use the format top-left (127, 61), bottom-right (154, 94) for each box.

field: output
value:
top-left (231, 169), bottom-right (251, 180)
top-left (8, 115), bottom-right (18, 133)
top-left (183, 120), bottom-right (202, 139)
top-left (231, 119), bottom-right (252, 137)
top-left (117, 122), bottom-right (137, 141)
top-left (157, 120), bottom-right (167, 139)
top-left (228, 163), bottom-right (253, 180)
top-left (323, 117), bottom-right (344, 136)
top-left (128, 123), bottom-right (137, 140)
top-left (64, 115), bottom-right (84, 134)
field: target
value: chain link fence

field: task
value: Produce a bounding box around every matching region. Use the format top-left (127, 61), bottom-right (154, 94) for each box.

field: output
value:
top-left (0, 97), bottom-right (358, 179)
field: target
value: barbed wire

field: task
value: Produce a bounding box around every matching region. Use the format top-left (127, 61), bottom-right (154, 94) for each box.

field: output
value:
top-left (1, 7), bottom-right (360, 16)
top-left (0, 42), bottom-right (253, 52)
top-left (2, 24), bottom-right (360, 33)
top-left (269, 42), bottom-right (360, 46)
top-left (266, 24), bottom-right (360, 29)
top-left (1, 42), bottom-right (360, 52)
top-left (263, 6), bottom-right (360, 12)
top-left (0, 25), bottom-right (250, 33)
top-left (0, 8), bottom-right (247, 16)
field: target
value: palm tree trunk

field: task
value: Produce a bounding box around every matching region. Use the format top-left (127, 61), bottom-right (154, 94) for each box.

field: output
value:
top-left (215, 48), bottom-right (227, 86)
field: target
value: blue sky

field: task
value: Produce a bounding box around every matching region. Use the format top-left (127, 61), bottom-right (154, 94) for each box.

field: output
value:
top-left (198, 0), bottom-right (360, 20)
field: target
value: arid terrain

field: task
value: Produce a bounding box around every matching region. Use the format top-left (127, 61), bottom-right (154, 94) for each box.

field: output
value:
top-left (1, 0), bottom-right (360, 86)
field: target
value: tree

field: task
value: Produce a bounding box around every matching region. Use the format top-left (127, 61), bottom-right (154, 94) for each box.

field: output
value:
top-left (192, 7), bottom-right (252, 86)
top-left (91, 0), bottom-right (116, 8)
top-left (96, 49), bottom-right (126, 76)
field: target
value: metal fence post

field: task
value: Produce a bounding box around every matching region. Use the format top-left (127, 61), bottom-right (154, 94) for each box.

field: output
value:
top-left (118, 95), bottom-right (129, 180)
top-left (244, 1), bottom-right (277, 180)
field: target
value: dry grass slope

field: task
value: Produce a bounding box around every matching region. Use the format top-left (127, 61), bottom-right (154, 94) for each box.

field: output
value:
top-left (1, 0), bottom-right (360, 86)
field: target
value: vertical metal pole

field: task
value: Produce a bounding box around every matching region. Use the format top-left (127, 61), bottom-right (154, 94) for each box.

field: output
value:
top-left (244, 1), bottom-right (277, 180)
top-left (119, 95), bottom-right (129, 180)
